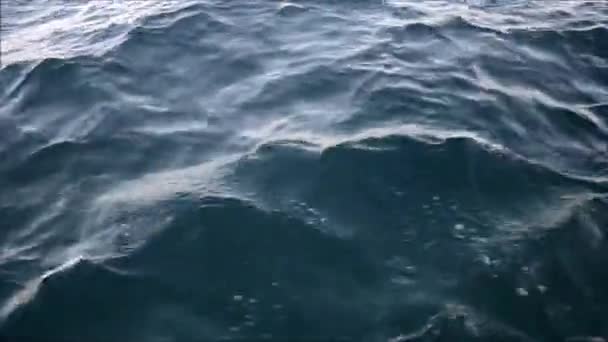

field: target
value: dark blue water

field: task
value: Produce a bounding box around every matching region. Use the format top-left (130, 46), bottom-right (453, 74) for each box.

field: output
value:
top-left (1, 0), bottom-right (608, 341)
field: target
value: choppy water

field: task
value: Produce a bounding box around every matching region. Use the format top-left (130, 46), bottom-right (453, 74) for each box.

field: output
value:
top-left (1, 0), bottom-right (608, 340)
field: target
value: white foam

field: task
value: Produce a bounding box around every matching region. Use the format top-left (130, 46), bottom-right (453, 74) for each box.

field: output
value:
top-left (96, 155), bottom-right (236, 206)
top-left (0, 255), bottom-right (85, 321)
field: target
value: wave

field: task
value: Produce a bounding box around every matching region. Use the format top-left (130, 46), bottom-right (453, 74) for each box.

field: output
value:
top-left (1, 0), bottom-right (608, 341)
top-left (3, 132), bottom-right (607, 340)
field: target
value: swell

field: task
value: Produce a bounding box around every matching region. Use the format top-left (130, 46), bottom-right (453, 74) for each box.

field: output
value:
top-left (454, 194), bottom-right (608, 341)
top-left (2, 133), bottom-right (606, 341)
top-left (1, 197), bottom-right (384, 341)
top-left (1, 1), bottom-right (608, 341)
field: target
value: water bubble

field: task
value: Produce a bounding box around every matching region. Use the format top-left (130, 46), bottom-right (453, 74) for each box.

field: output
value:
top-left (516, 287), bottom-right (529, 296)
top-left (454, 223), bottom-right (465, 231)
top-left (392, 275), bottom-right (415, 286)
top-left (473, 237), bottom-right (489, 243)
top-left (233, 294), bottom-right (243, 301)
top-left (404, 266), bottom-right (417, 273)
top-left (453, 233), bottom-right (466, 240)
top-left (424, 241), bottom-right (438, 249)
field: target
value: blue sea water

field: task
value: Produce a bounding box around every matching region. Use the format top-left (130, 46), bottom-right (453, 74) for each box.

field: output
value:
top-left (1, 0), bottom-right (608, 341)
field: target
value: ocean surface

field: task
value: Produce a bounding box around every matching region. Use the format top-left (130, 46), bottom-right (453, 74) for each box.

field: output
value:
top-left (1, 0), bottom-right (608, 341)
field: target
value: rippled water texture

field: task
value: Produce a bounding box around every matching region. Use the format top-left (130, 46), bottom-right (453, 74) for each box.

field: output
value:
top-left (1, 0), bottom-right (608, 341)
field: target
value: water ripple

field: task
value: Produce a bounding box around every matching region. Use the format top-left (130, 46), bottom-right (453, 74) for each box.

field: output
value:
top-left (1, 0), bottom-right (608, 340)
